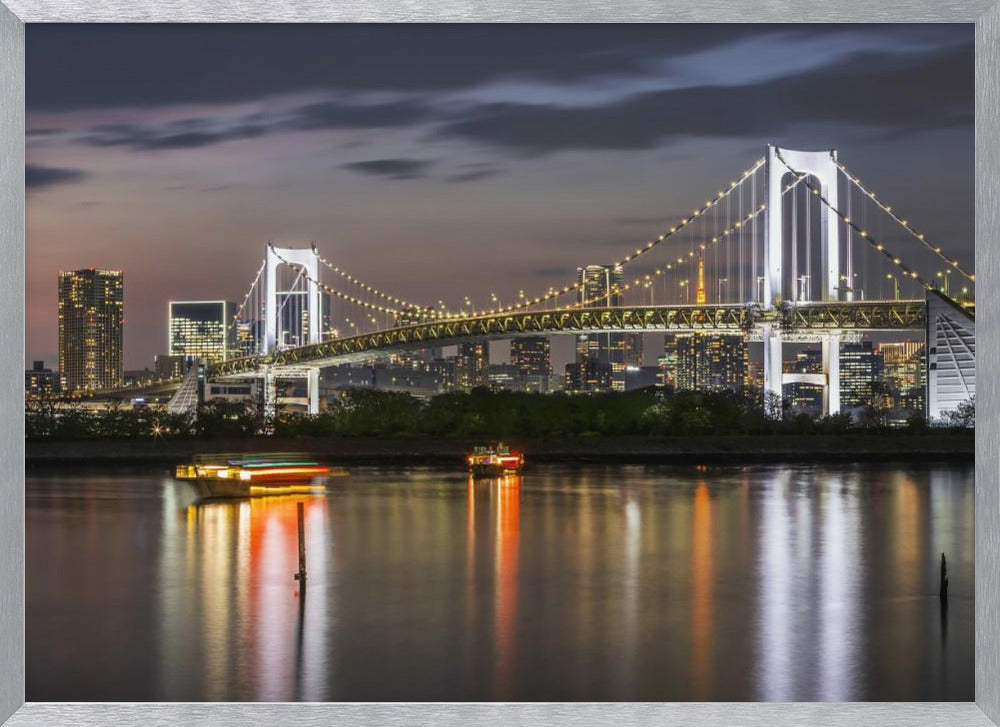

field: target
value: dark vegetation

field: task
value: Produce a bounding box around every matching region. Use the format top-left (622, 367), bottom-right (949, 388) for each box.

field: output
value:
top-left (25, 388), bottom-right (974, 441)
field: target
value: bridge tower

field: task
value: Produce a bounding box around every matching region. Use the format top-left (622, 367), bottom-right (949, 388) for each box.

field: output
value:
top-left (262, 243), bottom-right (323, 416)
top-left (762, 146), bottom-right (844, 416)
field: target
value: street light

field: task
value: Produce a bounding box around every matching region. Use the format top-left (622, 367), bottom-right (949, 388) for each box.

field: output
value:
top-left (679, 279), bottom-right (690, 304)
top-left (886, 273), bottom-right (899, 300)
top-left (756, 276), bottom-right (766, 302)
top-left (718, 278), bottom-right (728, 303)
top-left (936, 270), bottom-right (952, 296)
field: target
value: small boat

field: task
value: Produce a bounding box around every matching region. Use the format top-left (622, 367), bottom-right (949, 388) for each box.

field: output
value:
top-left (467, 443), bottom-right (524, 478)
top-left (175, 453), bottom-right (345, 498)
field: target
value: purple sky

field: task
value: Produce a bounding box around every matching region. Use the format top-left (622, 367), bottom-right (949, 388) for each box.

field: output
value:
top-left (25, 24), bottom-right (974, 369)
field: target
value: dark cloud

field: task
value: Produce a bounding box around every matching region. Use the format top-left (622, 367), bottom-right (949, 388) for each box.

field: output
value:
top-left (75, 99), bottom-right (432, 151)
top-left (284, 99), bottom-right (431, 131)
top-left (26, 24), bottom-right (784, 111)
top-left (435, 46), bottom-right (973, 154)
top-left (444, 163), bottom-right (503, 183)
top-left (25, 163), bottom-right (88, 189)
top-left (341, 158), bottom-right (434, 180)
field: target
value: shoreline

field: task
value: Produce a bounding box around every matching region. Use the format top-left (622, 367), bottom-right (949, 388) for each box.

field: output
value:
top-left (25, 433), bottom-right (974, 468)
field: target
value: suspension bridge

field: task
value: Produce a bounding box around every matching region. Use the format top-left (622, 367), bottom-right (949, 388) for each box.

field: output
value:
top-left (139, 145), bottom-right (975, 420)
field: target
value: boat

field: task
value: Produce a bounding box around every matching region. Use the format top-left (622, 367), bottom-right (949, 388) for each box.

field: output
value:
top-left (175, 453), bottom-right (345, 498)
top-left (467, 443), bottom-right (524, 478)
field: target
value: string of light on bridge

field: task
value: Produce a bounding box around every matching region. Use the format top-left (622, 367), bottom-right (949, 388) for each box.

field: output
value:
top-left (571, 172), bottom-right (811, 308)
top-left (833, 156), bottom-right (975, 283)
top-left (775, 149), bottom-right (942, 299)
top-left (229, 258), bottom-right (266, 334)
top-left (314, 251), bottom-right (440, 317)
top-left (429, 156), bottom-right (768, 319)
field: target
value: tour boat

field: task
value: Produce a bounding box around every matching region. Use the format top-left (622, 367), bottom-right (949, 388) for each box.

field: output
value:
top-left (467, 443), bottom-right (524, 478)
top-left (175, 453), bottom-right (344, 498)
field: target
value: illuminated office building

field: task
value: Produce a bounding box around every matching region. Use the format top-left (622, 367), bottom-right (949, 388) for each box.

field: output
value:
top-left (58, 268), bottom-right (123, 392)
top-left (840, 341), bottom-right (883, 411)
top-left (511, 336), bottom-right (551, 385)
top-left (168, 301), bottom-right (236, 362)
top-left (674, 333), bottom-right (746, 393)
top-left (576, 264), bottom-right (637, 390)
top-left (25, 361), bottom-right (59, 398)
top-left (456, 341), bottom-right (490, 390)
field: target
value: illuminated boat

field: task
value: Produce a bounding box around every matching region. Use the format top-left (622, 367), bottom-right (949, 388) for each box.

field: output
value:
top-left (467, 443), bottom-right (524, 478)
top-left (175, 453), bottom-right (344, 498)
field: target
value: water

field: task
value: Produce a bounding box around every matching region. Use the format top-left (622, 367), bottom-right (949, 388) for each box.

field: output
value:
top-left (26, 462), bottom-right (973, 702)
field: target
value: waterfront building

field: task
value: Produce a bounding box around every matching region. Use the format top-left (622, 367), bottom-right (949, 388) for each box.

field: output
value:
top-left (154, 353), bottom-right (194, 380)
top-left (565, 358), bottom-right (613, 392)
top-left (625, 365), bottom-right (661, 391)
top-left (168, 300), bottom-right (236, 362)
top-left (674, 333), bottom-right (747, 393)
top-left (58, 268), bottom-right (123, 392)
top-left (488, 363), bottom-right (523, 391)
top-left (510, 336), bottom-right (552, 383)
top-left (456, 341), bottom-right (490, 390)
top-left (25, 361), bottom-right (59, 398)
top-left (840, 340), bottom-right (883, 411)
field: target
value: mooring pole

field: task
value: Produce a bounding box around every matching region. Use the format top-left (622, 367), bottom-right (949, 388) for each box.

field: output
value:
top-left (939, 552), bottom-right (948, 602)
top-left (294, 501), bottom-right (307, 585)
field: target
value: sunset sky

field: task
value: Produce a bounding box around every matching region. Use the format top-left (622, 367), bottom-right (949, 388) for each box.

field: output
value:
top-left (26, 24), bottom-right (974, 369)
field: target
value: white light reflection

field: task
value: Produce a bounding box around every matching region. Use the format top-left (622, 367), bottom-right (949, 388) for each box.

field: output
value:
top-left (757, 471), bottom-right (793, 700)
top-left (817, 474), bottom-right (861, 701)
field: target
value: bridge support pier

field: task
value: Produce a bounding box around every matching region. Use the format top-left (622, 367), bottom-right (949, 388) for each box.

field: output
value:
top-left (822, 332), bottom-right (841, 416)
top-left (762, 324), bottom-right (784, 418)
top-left (307, 369), bottom-right (320, 416)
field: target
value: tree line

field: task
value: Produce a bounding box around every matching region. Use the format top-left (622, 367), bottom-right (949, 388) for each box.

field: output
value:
top-left (24, 387), bottom-right (974, 441)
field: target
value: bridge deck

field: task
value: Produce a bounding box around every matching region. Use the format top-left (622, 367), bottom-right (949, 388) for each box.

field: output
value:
top-left (210, 300), bottom-right (928, 378)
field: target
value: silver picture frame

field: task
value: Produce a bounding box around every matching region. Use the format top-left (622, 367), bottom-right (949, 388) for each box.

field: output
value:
top-left (1, 3), bottom-right (997, 725)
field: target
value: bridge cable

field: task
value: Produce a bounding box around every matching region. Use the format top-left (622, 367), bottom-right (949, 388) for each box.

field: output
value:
top-left (834, 156), bottom-right (974, 283)
top-left (572, 173), bottom-right (810, 308)
top-left (428, 157), bottom-right (768, 319)
top-left (775, 149), bottom-right (944, 301)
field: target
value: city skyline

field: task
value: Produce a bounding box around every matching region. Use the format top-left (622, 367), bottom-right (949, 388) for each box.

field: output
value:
top-left (25, 24), bottom-right (974, 369)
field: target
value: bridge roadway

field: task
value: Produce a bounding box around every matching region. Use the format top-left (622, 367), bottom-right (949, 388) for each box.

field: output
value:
top-left (209, 299), bottom-right (928, 379)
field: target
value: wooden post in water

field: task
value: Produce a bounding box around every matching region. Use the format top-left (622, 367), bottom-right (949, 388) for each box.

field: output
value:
top-left (294, 501), bottom-right (307, 585)
top-left (939, 552), bottom-right (948, 602)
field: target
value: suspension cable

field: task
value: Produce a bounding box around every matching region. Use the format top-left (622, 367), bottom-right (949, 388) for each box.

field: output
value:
top-left (229, 258), bottom-right (266, 334)
top-left (775, 149), bottom-right (942, 299)
top-left (834, 157), bottom-right (974, 282)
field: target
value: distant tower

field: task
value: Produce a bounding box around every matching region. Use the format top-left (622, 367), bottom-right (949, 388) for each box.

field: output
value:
top-left (696, 258), bottom-right (707, 305)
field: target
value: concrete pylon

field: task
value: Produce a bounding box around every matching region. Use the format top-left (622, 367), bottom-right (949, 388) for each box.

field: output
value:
top-left (764, 146), bottom-right (841, 307)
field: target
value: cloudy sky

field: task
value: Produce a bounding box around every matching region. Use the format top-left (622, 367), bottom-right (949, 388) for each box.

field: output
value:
top-left (26, 24), bottom-right (974, 369)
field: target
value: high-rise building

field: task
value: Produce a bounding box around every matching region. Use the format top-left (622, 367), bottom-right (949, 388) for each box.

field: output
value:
top-left (58, 268), bottom-right (124, 392)
top-left (674, 333), bottom-right (746, 393)
top-left (576, 264), bottom-right (633, 390)
top-left (511, 337), bottom-right (551, 376)
top-left (25, 361), bottom-right (59, 398)
top-left (659, 335), bottom-right (678, 388)
top-left (168, 301), bottom-right (236, 363)
top-left (456, 341), bottom-right (489, 390)
top-left (840, 341), bottom-right (883, 411)
top-left (879, 341), bottom-right (926, 417)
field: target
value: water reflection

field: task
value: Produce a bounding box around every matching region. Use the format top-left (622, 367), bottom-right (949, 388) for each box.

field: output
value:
top-left (26, 463), bottom-right (974, 702)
